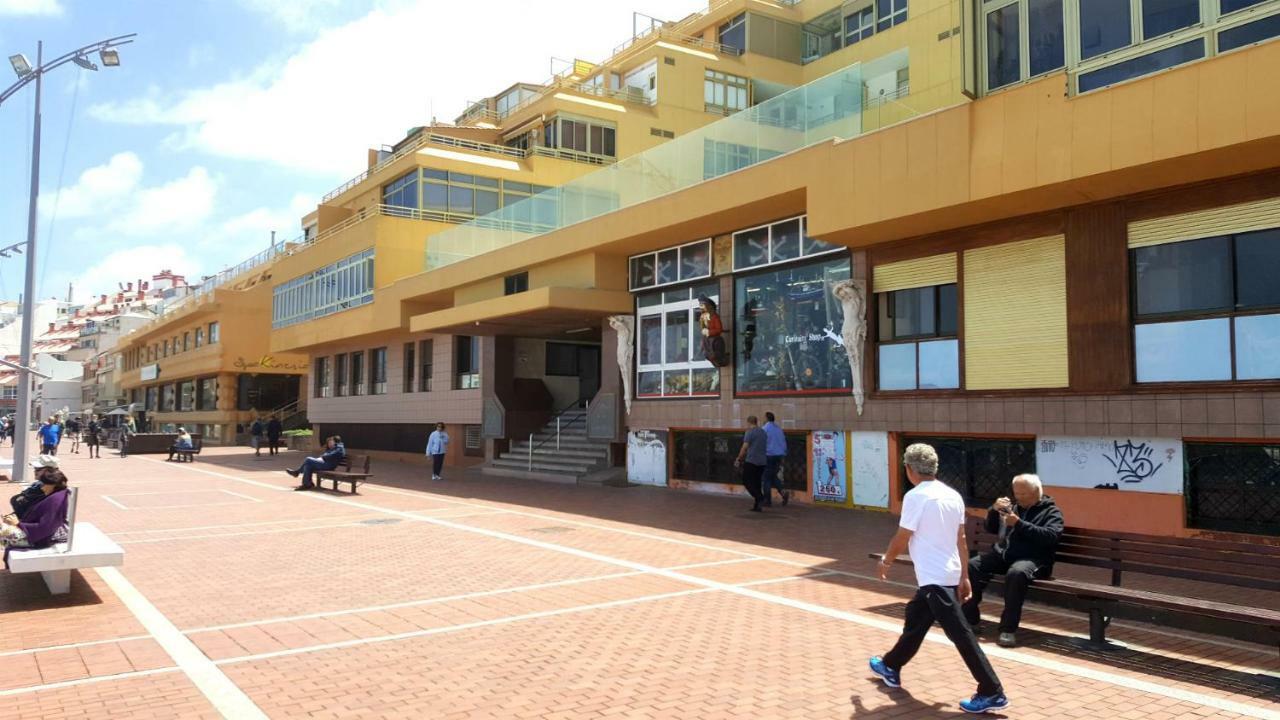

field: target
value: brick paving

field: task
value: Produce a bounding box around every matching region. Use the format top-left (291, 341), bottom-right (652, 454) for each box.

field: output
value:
top-left (0, 447), bottom-right (1273, 719)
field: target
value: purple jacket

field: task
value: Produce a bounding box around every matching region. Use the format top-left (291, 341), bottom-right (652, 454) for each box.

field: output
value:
top-left (18, 489), bottom-right (68, 549)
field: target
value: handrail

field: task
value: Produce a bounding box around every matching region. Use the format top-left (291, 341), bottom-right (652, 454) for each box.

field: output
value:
top-left (530, 398), bottom-right (589, 455)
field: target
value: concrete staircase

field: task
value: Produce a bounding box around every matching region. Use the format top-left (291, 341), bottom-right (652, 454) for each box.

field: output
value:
top-left (482, 410), bottom-right (611, 483)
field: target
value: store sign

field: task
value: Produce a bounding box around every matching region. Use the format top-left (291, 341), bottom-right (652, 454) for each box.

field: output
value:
top-left (233, 355), bottom-right (309, 371)
top-left (812, 430), bottom-right (848, 504)
top-left (1036, 436), bottom-right (1183, 494)
top-left (851, 431), bottom-right (890, 508)
top-left (140, 364), bottom-right (160, 381)
top-left (627, 430), bottom-right (667, 486)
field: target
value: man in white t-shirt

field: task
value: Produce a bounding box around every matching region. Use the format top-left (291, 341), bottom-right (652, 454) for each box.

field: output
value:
top-left (869, 443), bottom-right (1008, 715)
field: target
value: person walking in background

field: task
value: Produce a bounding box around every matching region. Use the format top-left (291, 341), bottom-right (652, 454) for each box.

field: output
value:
top-left (869, 443), bottom-right (1007, 714)
top-left (38, 418), bottom-right (60, 456)
top-left (267, 415), bottom-right (283, 456)
top-left (285, 435), bottom-right (346, 491)
top-left (733, 415), bottom-right (768, 513)
top-left (761, 411), bottom-right (791, 506)
top-left (426, 422), bottom-right (449, 481)
top-left (66, 416), bottom-right (82, 454)
top-left (85, 415), bottom-right (102, 459)
top-left (119, 415), bottom-right (136, 458)
top-left (250, 416), bottom-right (265, 457)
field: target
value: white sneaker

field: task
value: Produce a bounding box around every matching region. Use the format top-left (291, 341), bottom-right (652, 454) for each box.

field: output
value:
top-left (431, 474), bottom-right (439, 481)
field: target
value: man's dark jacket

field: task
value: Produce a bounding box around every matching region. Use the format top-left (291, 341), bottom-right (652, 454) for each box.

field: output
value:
top-left (983, 495), bottom-right (1065, 571)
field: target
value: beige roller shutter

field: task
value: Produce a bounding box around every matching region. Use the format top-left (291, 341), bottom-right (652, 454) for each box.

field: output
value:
top-left (872, 253), bottom-right (957, 293)
top-left (964, 236), bottom-right (1068, 390)
top-left (1128, 196), bottom-right (1280, 249)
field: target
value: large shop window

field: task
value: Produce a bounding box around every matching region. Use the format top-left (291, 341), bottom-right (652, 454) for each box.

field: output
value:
top-left (145, 387), bottom-right (158, 412)
top-left (198, 378), bottom-right (217, 411)
top-left (732, 216), bottom-right (840, 271)
top-left (178, 381), bottom-right (195, 412)
top-left (636, 282), bottom-right (721, 398)
top-left (877, 284), bottom-right (960, 390)
top-left (162, 384), bottom-right (176, 413)
top-left (1185, 441), bottom-right (1280, 536)
top-left (902, 436), bottom-right (1037, 508)
top-left (672, 430), bottom-right (808, 490)
top-left (735, 256), bottom-right (852, 395)
top-left (1132, 229), bottom-right (1280, 382)
top-left (629, 240), bottom-right (712, 291)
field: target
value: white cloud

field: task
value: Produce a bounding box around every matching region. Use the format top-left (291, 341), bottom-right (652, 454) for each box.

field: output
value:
top-left (0, 0), bottom-right (63, 17)
top-left (41, 151), bottom-right (143, 220)
top-left (72, 244), bottom-right (202, 306)
top-left (111, 166), bottom-right (219, 235)
top-left (236, 0), bottom-right (351, 35)
top-left (219, 192), bottom-right (314, 241)
top-left (88, 0), bottom-right (705, 178)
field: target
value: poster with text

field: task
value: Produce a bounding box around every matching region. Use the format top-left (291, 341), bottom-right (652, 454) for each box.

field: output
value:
top-left (1035, 436), bottom-right (1183, 494)
top-left (812, 431), bottom-right (848, 505)
top-left (851, 431), bottom-right (890, 508)
top-left (627, 430), bottom-right (668, 487)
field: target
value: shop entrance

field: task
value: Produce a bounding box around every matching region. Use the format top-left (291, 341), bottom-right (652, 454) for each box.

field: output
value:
top-left (237, 374), bottom-right (301, 412)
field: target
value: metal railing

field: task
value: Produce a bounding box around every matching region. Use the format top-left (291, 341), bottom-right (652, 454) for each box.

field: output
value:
top-left (158, 243), bottom-right (288, 317)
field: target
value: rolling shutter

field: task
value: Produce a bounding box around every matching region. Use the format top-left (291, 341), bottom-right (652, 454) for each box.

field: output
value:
top-left (964, 236), bottom-right (1068, 390)
top-left (872, 253), bottom-right (957, 293)
top-left (1128, 196), bottom-right (1280, 249)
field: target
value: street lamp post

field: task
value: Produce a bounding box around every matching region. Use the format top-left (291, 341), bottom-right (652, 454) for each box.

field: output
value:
top-left (3, 34), bottom-right (135, 483)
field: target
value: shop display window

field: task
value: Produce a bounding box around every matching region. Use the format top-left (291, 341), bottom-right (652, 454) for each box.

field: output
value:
top-left (636, 282), bottom-right (721, 398)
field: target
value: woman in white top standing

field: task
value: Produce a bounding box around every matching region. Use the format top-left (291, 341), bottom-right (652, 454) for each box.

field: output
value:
top-left (426, 423), bottom-right (449, 481)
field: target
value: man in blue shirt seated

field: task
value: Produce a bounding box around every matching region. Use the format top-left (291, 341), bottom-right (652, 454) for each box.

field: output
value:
top-left (285, 435), bottom-right (346, 491)
top-left (761, 412), bottom-right (791, 506)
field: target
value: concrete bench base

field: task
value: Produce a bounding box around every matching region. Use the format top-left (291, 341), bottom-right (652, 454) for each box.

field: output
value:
top-left (9, 523), bottom-right (124, 594)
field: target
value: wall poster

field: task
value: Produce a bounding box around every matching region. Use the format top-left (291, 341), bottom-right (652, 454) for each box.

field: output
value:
top-left (1035, 436), bottom-right (1183, 494)
top-left (627, 430), bottom-right (668, 486)
top-left (812, 430), bottom-right (849, 505)
top-left (851, 430), bottom-right (890, 508)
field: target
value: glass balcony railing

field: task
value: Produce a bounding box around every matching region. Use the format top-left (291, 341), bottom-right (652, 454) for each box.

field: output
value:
top-left (426, 63), bottom-right (864, 269)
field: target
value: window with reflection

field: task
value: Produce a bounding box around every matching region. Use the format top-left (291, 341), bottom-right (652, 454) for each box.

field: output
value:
top-left (1133, 228), bottom-right (1280, 382)
top-left (877, 283), bottom-right (960, 390)
top-left (636, 282), bottom-right (721, 398)
top-left (719, 12), bottom-right (747, 53)
top-left (732, 216), bottom-right (838, 272)
top-left (735, 256), bottom-right (852, 395)
top-left (629, 240), bottom-right (712, 291)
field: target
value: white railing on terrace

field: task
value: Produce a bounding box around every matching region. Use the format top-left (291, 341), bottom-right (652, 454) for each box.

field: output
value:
top-left (158, 243), bottom-right (288, 317)
top-left (611, 0), bottom-right (803, 59)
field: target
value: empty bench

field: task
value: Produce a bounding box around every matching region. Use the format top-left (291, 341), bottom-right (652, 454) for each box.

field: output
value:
top-left (8, 489), bottom-right (124, 594)
top-left (316, 455), bottom-right (372, 494)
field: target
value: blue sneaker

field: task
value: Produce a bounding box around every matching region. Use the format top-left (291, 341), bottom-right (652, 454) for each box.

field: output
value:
top-left (868, 656), bottom-right (900, 688)
top-left (960, 693), bottom-right (1010, 714)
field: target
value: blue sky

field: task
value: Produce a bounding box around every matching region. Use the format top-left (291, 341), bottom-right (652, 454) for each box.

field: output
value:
top-left (0, 0), bottom-right (702, 305)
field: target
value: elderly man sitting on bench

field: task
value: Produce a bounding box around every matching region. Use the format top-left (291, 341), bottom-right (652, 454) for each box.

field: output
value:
top-left (962, 473), bottom-right (1064, 648)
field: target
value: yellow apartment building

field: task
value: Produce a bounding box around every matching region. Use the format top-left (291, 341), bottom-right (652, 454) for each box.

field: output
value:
top-left (267, 0), bottom-right (1280, 540)
top-left (116, 253), bottom-right (310, 444)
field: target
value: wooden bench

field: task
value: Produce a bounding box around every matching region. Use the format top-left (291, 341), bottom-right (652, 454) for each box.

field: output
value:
top-left (316, 455), bottom-right (372, 494)
top-left (8, 489), bottom-right (124, 594)
top-left (168, 435), bottom-right (203, 463)
top-left (875, 517), bottom-right (1280, 650)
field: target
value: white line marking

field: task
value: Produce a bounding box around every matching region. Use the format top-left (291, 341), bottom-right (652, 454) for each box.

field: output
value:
top-left (217, 490), bottom-right (263, 503)
top-left (0, 634), bottom-right (152, 658)
top-left (101, 495), bottom-right (127, 510)
top-left (108, 516), bottom-right (374, 536)
top-left (95, 567), bottom-right (268, 720)
top-left (118, 522), bottom-right (371, 545)
top-left (0, 667), bottom-right (182, 698)
top-left (105, 490), bottom-right (250, 498)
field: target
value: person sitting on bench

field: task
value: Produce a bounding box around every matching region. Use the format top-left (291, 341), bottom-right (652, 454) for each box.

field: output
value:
top-left (0, 456), bottom-right (69, 564)
top-left (284, 435), bottom-right (345, 491)
top-left (961, 473), bottom-right (1064, 648)
top-left (168, 428), bottom-right (194, 461)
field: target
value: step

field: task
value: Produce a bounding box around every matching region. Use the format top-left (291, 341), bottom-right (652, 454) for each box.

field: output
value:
top-left (507, 446), bottom-right (610, 461)
top-left (490, 457), bottom-right (596, 474)
top-left (479, 465), bottom-right (580, 484)
top-left (516, 439), bottom-right (605, 452)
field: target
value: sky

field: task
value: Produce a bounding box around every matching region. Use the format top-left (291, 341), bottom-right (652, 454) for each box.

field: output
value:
top-left (0, 0), bottom-right (704, 306)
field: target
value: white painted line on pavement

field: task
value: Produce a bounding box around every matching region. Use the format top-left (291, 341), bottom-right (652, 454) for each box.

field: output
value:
top-left (0, 666), bottom-right (182, 698)
top-left (108, 515), bottom-right (373, 536)
top-left (117, 521), bottom-right (370, 545)
top-left (101, 495), bottom-right (127, 510)
top-left (95, 566), bottom-right (269, 720)
top-left (0, 634), bottom-right (153, 659)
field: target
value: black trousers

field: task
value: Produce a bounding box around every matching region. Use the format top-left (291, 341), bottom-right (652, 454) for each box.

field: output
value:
top-left (741, 462), bottom-right (765, 505)
top-left (883, 584), bottom-right (1003, 697)
top-left (431, 453), bottom-right (445, 476)
top-left (962, 551), bottom-right (1043, 633)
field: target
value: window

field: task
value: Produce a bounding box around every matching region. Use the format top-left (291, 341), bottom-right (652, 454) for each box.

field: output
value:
top-left (209, 322), bottom-right (219, 343)
top-left (636, 282), bottom-right (720, 398)
top-left (382, 170), bottom-right (418, 210)
top-left (877, 284), bottom-right (961, 390)
top-left (272, 248), bottom-right (375, 329)
top-left (903, 436), bottom-right (1036, 507)
top-left (314, 356), bottom-right (330, 398)
top-left (876, 0), bottom-right (908, 31)
top-left (1218, 11), bottom-right (1280, 51)
top-left (1078, 39), bottom-right (1204, 92)
top-left (195, 328), bottom-right (204, 348)
top-left (403, 343), bottom-right (415, 393)
top-left (732, 216), bottom-right (839, 271)
top-left (145, 386), bottom-right (158, 411)
top-left (456, 336), bottom-right (480, 389)
top-left (629, 240), bottom-right (712, 291)
top-left (718, 12), bottom-right (747, 54)
top-left (624, 60), bottom-right (658, 104)
top-left (464, 425), bottom-right (484, 457)
top-left (162, 341), bottom-right (169, 358)
top-left (845, 7), bottom-right (875, 45)
top-left (350, 351), bottom-right (366, 396)
top-left (335, 354), bottom-right (348, 397)
top-left (1132, 229), bottom-right (1280, 382)
top-left (704, 70), bottom-right (749, 113)
top-left (183, 332), bottom-right (191, 352)
top-left (504, 272), bottom-right (529, 295)
top-left (546, 117), bottom-right (617, 157)
top-left (1222, 0), bottom-right (1271, 12)
top-left (672, 430), bottom-right (808, 488)
top-left (546, 343), bottom-right (581, 376)
top-left (370, 347), bottom-right (387, 395)
top-left (736, 257), bottom-right (852, 395)
top-left (1143, 0), bottom-right (1199, 39)
top-left (983, 0), bottom-right (1066, 91)
top-left (1185, 442), bottom-right (1280, 536)
top-left (162, 384), bottom-right (176, 412)
top-left (419, 339), bottom-right (434, 391)
top-left (1079, 0), bottom-right (1133, 59)
top-left (178, 380), bottom-right (195, 412)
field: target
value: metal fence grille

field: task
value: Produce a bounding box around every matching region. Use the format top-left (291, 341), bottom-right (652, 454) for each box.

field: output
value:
top-left (672, 430), bottom-right (808, 491)
top-left (901, 436), bottom-right (1037, 508)
top-left (1185, 442), bottom-right (1280, 537)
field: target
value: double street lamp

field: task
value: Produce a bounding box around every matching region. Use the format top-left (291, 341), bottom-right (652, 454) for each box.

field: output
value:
top-left (2, 34), bottom-right (136, 483)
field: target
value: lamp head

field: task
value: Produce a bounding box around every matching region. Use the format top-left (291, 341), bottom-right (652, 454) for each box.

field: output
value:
top-left (99, 48), bottom-right (120, 67)
top-left (9, 54), bottom-right (31, 78)
top-left (72, 55), bottom-right (98, 71)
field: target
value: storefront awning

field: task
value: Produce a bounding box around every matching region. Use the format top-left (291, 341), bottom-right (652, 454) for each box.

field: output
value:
top-left (408, 286), bottom-right (633, 338)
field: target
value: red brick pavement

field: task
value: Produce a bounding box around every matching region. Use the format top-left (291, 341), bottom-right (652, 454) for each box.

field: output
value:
top-left (0, 446), bottom-right (1270, 719)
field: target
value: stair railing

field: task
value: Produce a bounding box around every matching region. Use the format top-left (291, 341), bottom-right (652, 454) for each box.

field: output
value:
top-left (531, 398), bottom-right (590, 457)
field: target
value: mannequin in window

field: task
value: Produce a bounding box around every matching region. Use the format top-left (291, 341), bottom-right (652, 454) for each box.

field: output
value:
top-left (698, 295), bottom-right (730, 367)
